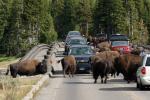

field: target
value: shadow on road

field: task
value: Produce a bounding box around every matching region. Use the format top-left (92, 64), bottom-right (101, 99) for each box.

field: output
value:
top-left (75, 74), bottom-right (92, 76)
top-left (53, 70), bottom-right (63, 74)
top-left (99, 87), bottom-right (139, 91)
top-left (108, 78), bottom-right (135, 84)
top-left (64, 81), bottom-right (94, 85)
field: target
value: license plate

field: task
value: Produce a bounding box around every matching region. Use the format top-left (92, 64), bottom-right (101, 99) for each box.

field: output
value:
top-left (80, 68), bottom-right (85, 70)
top-left (120, 48), bottom-right (124, 50)
top-left (80, 60), bottom-right (85, 62)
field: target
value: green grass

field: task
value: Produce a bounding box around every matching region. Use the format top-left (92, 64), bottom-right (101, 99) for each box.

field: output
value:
top-left (0, 55), bottom-right (17, 62)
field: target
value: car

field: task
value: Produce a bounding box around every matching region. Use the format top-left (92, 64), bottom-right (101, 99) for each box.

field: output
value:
top-left (111, 41), bottom-right (131, 54)
top-left (65, 31), bottom-right (81, 43)
top-left (110, 34), bottom-right (131, 54)
top-left (67, 45), bottom-right (95, 73)
top-left (67, 31), bottom-right (81, 37)
top-left (109, 34), bottom-right (129, 41)
top-left (64, 36), bottom-right (87, 53)
top-left (136, 53), bottom-right (150, 90)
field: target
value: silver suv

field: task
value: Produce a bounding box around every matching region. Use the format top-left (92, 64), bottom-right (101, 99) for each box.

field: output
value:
top-left (136, 53), bottom-right (150, 90)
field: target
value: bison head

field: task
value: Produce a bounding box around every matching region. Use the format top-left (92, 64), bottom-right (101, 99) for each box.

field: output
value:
top-left (36, 61), bottom-right (47, 74)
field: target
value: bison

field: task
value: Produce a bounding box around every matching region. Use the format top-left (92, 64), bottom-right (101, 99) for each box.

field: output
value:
top-left (97, 42), bottom-right (111, 50)
top-left (115, 54), bottom-right (142, 83)
top-left (58, 55), bottom-right (76, 78)
top-left (6, 59), bottom-right (46, 78)
top-left (90, 51), bottom-right (119, 83)
top-left (92, 57), bottom-right (114, 84)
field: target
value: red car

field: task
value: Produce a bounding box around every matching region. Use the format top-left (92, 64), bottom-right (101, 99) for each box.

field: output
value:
top-left (111, 41), bottom-right (131, 54)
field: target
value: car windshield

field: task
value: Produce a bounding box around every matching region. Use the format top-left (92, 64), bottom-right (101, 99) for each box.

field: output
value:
top-left (111, 41), bottom-right (129, 46)
top-left (68, 31), bottom-right (80, 36)
top-left (69, 47), bottom-right (93, 55)
top-left (146, 57), bottom-right (150, 66)
top-left (69, 39), bottom-right (86, 45)
top-left (110, 35), bottom-right (129, 41)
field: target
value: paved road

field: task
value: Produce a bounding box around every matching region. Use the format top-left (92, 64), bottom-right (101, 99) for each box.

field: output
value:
top-left (34, 48), bottom-right (150, 100)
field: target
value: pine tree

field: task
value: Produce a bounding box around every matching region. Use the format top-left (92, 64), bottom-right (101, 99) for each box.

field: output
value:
top-left (39, 0), bottom-right (57, 43)
top-left (93, 0), bottom-right (126, 38)
top-left (0, 0), bottom-right (13, 39)
top-left (2, 0), bottom-right (23, 55)
top-left (51, 0), bottom-right (64, 38)
top-left (124, 0), bottom-right (139, 41)
top-left (76, 0), bottom-right (92, 36)
top-left (61, 0), bottom-right (76, 36)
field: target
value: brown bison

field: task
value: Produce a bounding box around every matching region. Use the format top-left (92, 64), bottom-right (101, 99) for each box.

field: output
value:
top-left (115, 54), bottom-right (142, 83)
top-left (90, 51), bottom-right (119, 83)
top-left (97, 42), bottom-right (110, 50)
top-left (92, 57), bottom-right (114, 84)
top-left (58, 55), bottom-right (76, 78)
top-left (6, 59), bottom-right (46, 78)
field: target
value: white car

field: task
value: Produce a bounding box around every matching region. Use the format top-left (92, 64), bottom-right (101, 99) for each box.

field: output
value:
top-left (136, 53), bottom-right (150, 90)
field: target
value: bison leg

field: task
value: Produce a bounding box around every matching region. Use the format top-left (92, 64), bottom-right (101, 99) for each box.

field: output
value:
top-left (93, 74), bottom-right (99, 83)
top-left (68, 71), bottom-right (71, 78)
top-left (11, 71), bottom-right (17, 78)
top-left (63, 69), bottom-right (66, 78)
top-left (94, 79), bottom-right (97, 84)
top-left (104, 75), bottom-right (108, 84)
top-left (101, 78), bottom-right (103, 83)
top-left (63, 70), bottom-right (66, 78)
top-left (63, 65), bottom-right (68, 78)
top-left (100, 74), bottom-right (105, 83)
top-left (71, 65), bottom-right (76, 77)
top-left (10, 67), bottom-right (17, 78)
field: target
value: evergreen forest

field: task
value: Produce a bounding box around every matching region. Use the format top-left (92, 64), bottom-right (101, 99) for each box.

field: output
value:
top-left (0, 0), bottom-right (150, 56)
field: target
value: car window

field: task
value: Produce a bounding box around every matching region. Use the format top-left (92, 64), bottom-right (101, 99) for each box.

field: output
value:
top-left (69, 47), bottom-right (93, 55)
top-left (145, 57), bottom-right (150, 66)
top-left (110, 35), bottom-right (129, 41)
top-left (68, 31), bottom-right (80, 36)
top-left (69, 39), bottom-right (86, 45)
top-left (111, 41), bottom-right (129, 46)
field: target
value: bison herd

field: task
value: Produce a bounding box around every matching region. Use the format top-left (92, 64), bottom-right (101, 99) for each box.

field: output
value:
top-left (5, 40), bottom-right (144, 86)
top-left (56, 40), bottom-right (143, 85)
top-left (91, 51), bottom-right (141, 84)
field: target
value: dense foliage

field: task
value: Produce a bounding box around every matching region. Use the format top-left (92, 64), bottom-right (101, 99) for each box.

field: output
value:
top-left (0, 0), bottom-right (150, 55)
top-left (0, 0), bottom-right (57, 56)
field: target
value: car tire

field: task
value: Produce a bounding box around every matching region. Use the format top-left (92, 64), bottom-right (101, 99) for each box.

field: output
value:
top-left (139, 80), bottom-right (145, 90)
top-left (136, 82), bottom-right (139, 88)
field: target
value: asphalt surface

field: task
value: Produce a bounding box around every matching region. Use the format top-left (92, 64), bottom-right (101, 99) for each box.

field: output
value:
top-left (34, 48), bottom-right (150, 100)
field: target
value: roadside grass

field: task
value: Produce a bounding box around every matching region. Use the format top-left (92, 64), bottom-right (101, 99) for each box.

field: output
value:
top-left (0, 55), bottom-right (19, 68)
top-left (0, 55), bottom-right (17, 62)
top-left (0, 75), bottom-right (42, 100)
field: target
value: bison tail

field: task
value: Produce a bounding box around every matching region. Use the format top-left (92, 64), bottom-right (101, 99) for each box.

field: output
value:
top-left (5, 66), bottom-right (10, 75)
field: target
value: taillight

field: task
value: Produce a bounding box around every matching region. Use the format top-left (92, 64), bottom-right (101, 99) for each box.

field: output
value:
top-left (141, 67), bottom-right (146, 75)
